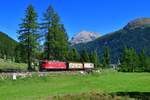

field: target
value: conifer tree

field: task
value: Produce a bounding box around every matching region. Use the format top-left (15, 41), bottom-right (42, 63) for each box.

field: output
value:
top-left (120, 47), bottom-right (139, 72)
top-left (18, 5), bottom-right (39, 71)
top-left (103, 47), bottom-right (110, 68)
top-left (129, 48), bottom-right (139, 72)
top-left (80, 49), bottom-right (90, 62)
top-left (147, 57), bottom-right (150, 71)
top-left (139, 49), bottom-right (150, 71)
top-left (120, 47), bottom-right (129, 71)
top-left (68, 48), bottom-right (80, 61)
top-left (42, 5), bottom-right (68, 60)
top-left (90, 51), bottom-right (100, 68)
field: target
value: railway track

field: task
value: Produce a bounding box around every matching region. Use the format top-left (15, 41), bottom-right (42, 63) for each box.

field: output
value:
top-left (0, 70), bottom-right (93, 80)
top-left (0, 68), bottom-right (101, 80)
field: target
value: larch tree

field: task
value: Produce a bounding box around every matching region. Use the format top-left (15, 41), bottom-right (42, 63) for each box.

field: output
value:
top-left (139, 49), bottom-right (150, 71)
top-left (120, 47), bottom-right (139, 72)
top-left (129, 48), bottom-right (139, 72)
top-left (42, 5), bottom-right (68, 61)
top-left (18, 5), bottom-right (39, 71)
top-left (120, 47), bottom-right (130, 71)
top-left (80, 49), bottom-right (90, 62)
top-left (103, 47), bottom-right (110, 68)
top-left (68, 48), bottom-right (80, 62)
top-left (90, 50), bottom-right (100, 68)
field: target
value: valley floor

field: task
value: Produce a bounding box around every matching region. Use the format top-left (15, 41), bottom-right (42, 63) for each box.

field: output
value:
top-left (0, 70), bottom-right (150, 100)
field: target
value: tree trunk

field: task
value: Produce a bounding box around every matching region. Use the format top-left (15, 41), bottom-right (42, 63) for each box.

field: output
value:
top-left (27, 48), bottom-right (32, 71)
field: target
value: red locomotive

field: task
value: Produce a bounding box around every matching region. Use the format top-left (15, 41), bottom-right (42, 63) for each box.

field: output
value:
top-left (39, 60), bottom-right (67, 71)
top-left (39, 60), bottom-right (94, 71)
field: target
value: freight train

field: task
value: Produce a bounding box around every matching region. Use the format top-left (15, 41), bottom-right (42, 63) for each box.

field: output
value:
top-left (39, 60), bottom-right (94, 71)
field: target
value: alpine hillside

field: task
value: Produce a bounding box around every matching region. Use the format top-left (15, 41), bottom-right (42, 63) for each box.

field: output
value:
top-left (0, 31), bottom-right (17, 59)
top-left (74, 18), bottom-right (150, 63)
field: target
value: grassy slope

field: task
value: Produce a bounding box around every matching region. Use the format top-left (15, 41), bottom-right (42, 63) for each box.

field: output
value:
top-left (0, 71), bottom-right (150, 100)
top-left (0, 59), bottom-right (27, 70)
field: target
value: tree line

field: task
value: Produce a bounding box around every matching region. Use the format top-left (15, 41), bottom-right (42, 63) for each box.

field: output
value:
top-left (119, 47), bottom-right (150, 72)
top-left (71, 47), bottom-right (150, 72)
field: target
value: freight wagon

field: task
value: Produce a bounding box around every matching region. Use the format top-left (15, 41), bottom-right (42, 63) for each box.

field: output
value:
top-left (67, 62), bottom-right (83, 70)
top-left (83, 63), bottom-right (94, 69)
top-left (39, 60), bottom-right (94, 71)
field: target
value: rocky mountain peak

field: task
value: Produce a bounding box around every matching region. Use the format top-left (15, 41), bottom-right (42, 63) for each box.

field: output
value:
top-left (70, 30), bottom-right (100, 45)
top-left (124, 18), bottom-right (150, 29)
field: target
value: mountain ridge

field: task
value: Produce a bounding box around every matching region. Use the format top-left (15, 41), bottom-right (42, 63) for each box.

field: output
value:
top-left (70, 30), bottom-right (100, 45)
top-left (73, 18), bottom-right (150, 63)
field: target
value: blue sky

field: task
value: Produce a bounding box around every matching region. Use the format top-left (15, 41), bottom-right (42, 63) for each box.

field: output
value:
top-left (0, 0), bottom-right (150, 40)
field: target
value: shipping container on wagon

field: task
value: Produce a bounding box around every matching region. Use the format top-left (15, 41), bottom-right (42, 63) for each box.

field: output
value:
top-left (68, 62), bottom-right (83, 69)
top-left (40, 60), bottom-right (67, 70)
top-left (83, 63), bottom-right (94, 69)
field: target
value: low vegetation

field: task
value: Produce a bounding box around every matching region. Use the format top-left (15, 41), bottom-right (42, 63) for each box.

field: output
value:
top-left (51, 92), bottom-right (130, 100)
top-left (0, 59), bottom-right (27, 71)
top-left (0, 70), bottom-right (150, 100)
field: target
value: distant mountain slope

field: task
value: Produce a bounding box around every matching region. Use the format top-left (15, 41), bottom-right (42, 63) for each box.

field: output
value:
top-left (0, 31), bottom-right (17, 58)
top-left (70, 30), bottom-right (100, 45)
top-left (74, 18), bottom-right (150, 63)
top-left (124, 18), bottom-right (150, 29)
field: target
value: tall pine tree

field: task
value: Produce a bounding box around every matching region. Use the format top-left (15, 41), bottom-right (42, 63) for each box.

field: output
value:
top-left (139, 49), bottom-right (150, 71)
top-left (120, 47), bottom-right (139, 72)
top-left (90, 50), bottom-right (100, 68)
top-left (80, 49), bottom-right (90, 62)
top-left (129, 48), bottom-right (139, 72)
top-left (42, 5), bottom-right (68, 61)
top-left (103, 47), bottom-right (110, 68)
top-left (68, 48), bottom-right (80, 61)
top-left (120, 47), bottom-right (130, 71)
top-left (18, 5), bottom-right (39, 71)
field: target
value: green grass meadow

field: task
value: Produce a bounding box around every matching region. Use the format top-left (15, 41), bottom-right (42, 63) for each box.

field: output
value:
top-left (0, 70), bottom-right (150, 100)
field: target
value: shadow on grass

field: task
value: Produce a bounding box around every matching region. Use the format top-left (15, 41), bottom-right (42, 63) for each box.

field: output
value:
top-left (51, 92), bottom-right (150, 100)
top-left (113, 92), bottom-right (150, 100)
